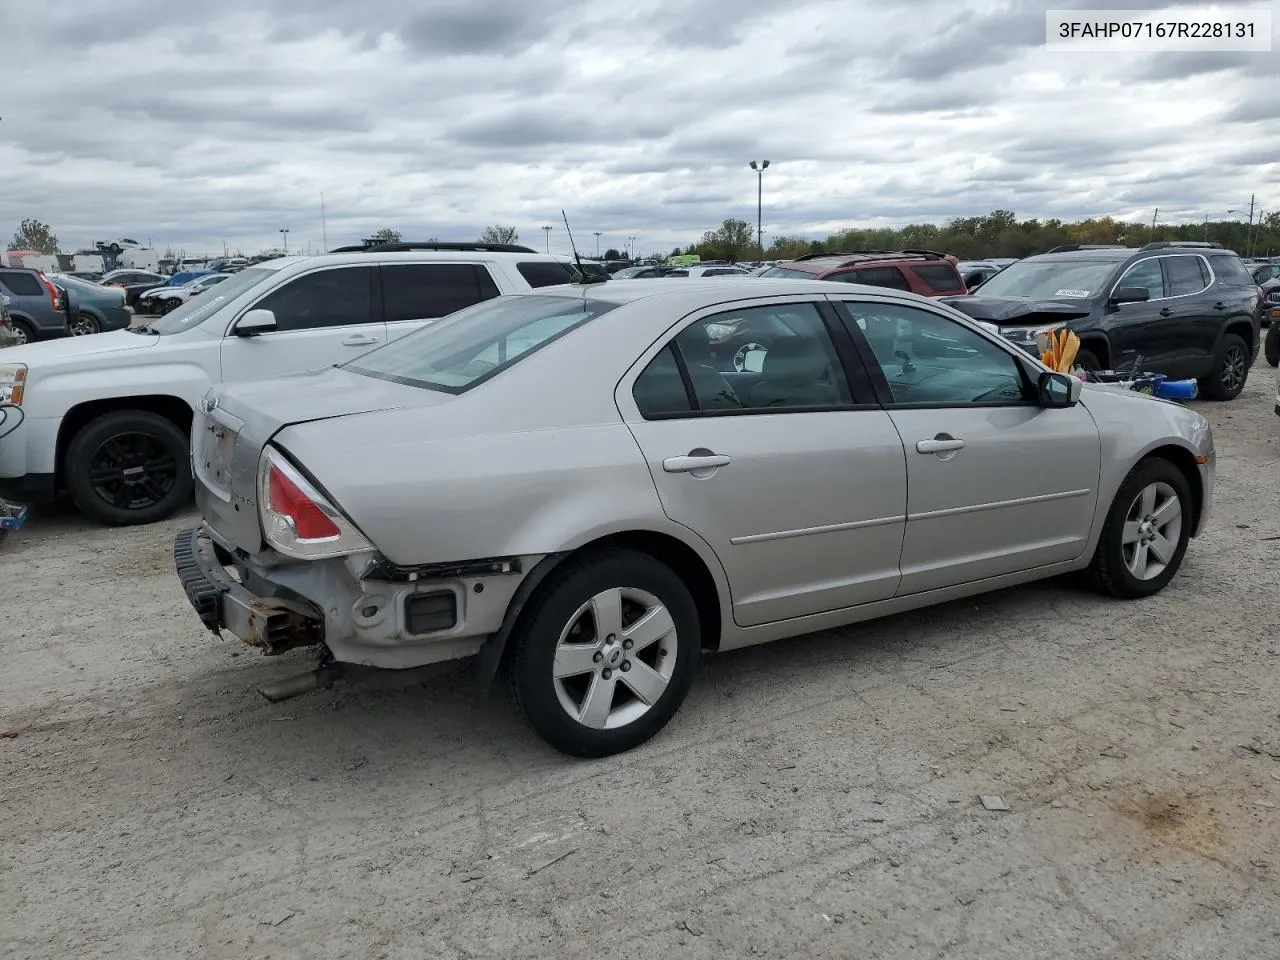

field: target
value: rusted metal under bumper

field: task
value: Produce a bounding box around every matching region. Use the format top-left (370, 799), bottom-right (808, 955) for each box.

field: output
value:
top-left (173, 527), bottom-right (324, 655)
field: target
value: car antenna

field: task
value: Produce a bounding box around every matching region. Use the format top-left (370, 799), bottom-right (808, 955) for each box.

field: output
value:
top-left (561, 210), bottom-right (602, 288)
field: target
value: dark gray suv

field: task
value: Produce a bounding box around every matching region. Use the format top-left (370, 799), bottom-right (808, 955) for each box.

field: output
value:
top-left (0, 268), bottom-right (70, 343)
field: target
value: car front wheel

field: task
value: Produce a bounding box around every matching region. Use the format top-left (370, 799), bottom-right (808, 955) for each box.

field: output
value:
top-left (506, 549), bottom-right (702, 757)
top-left (1087, 457), bottom-right (1193, 599)
top-left (65, 410), bottom-right (194, 526)
top-left (71, 312), bottom-right (101, 336)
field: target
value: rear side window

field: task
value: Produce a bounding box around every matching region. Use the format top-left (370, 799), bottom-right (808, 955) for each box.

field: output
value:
top-left (1208, 254), bottom-right (1256, 287)
top-left (0, 271), bottom-right (43, 296)
top-left (516, 261), bottom-right (574, 288)
top-left (848, 266), bottom-right (911, 291)
top-left (912, 263), bottom-right (966, 294)
top-left (381, 264), bottom-right (500, 322)
top-left (632, 345), bottom-right (693, 417)
top-left (1163, 256), bottom-right (1210, 297)
top-left (254, 266), bottom-right (375, 331)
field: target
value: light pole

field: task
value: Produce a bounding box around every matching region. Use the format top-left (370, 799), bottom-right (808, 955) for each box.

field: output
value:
top-left (748, 160), bottom-right (770, 259)
top-left (627, 236), bottom-right (637, 260)
top-left (542, 225), bottom-right (552, 253)
top-left (593, 231), bottom-right (602, 258)
top-left (279, 228), bottom-right (290, 255)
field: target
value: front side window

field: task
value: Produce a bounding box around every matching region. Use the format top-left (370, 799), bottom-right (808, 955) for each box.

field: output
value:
top-left (1163, 255), bottom-right (1209, 297)
top-left (381, 264), bottom-right (500, 323)
top-left (345, 294), bottom-right (616, 394)
top-left (1116, 258), bottom-right (1166, 299)
top-left (844, 302), bottom-right (1029, 406)
top-left (252, 266), bottom-right (375, 331)
top-left (631, 302), bottom-right (853, 417)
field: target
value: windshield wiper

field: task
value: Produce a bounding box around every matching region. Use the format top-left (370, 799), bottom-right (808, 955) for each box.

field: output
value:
top-left (128, 324), bottom-right (157, 335)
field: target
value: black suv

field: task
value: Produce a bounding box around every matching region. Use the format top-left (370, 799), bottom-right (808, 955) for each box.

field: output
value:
top-left (944, 241), bottom-right (1264, 400)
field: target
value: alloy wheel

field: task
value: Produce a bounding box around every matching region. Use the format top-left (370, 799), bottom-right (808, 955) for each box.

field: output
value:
top-left (1121, 481), bottom-right (1182, 581)
top-left (71, 314), bottom-right (100, 336)
top-left (87, 432), bottom-right (180, 511)
top-left (1220, 343), bottom-right (1247, 393)
top-left (551, 587), bottom-right (679, 730)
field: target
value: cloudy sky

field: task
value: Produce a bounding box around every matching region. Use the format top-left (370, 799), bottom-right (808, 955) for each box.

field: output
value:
top-left (1, 0), bottom-right (1276, 258)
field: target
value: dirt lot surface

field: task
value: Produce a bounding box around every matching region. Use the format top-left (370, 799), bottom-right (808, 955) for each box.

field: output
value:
top-left (3, 356), bottom-right (1279, 960)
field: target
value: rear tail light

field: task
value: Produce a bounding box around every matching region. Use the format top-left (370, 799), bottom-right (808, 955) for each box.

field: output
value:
top-left (39, 275), bottom-right (63, 312)
top-left (257, 445), bottom-right (372, 560)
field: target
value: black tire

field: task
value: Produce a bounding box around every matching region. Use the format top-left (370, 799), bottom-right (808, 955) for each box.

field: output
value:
top-left (161, 298), bottom-right (181, 315)
top-left (505, 548), bottom-right (702, 758)
top-left (71, 312), bottom-right (100, 336)
top-left (1198, 332), bottom-right (1249, 401)
top-left (65, 410), bottom-right (193, 526)
top-left (1073, 348), bottom-right (1101, 373)
top-left (10, 319), bottom-right (35, 345)
top-left (1265, 324), bottom-right (1279, 368)
top-left (1087, 457), bottom-right (1193, 600)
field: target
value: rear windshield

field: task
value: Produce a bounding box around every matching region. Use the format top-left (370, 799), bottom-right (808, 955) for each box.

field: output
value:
top-left (914, 262), bottom-right (966, 293)
top-left (759, 266), bottom-right (816, 279)
top-left (344, 294), bottom-right (619, 394)
top-left (972, 258), bottom-right (1119, 299)
top-left (144, 267), bottom-right (280, 335)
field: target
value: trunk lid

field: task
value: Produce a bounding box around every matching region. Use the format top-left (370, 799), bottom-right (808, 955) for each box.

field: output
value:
top-left (194, 365), bottom-right (454, 554)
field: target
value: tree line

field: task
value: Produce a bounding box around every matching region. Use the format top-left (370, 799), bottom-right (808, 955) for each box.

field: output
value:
top-left (680, 210), bottom-right (1280, 263)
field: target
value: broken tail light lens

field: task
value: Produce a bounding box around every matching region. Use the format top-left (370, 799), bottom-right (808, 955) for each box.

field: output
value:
top-left (257, 445), bottom-right (372, 560)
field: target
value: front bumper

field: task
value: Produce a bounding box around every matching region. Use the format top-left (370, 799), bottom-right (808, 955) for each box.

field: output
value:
top-left (173, 526), bottom-right (536, 669)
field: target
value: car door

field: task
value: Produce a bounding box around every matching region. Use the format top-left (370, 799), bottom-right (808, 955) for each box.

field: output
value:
top-left (834, 297), bottom-right (1101, 596)
top-left (1106, 256), bottom-right (1176, 373)
top-left (618, 297), bottom-right (908, 628)
top-left (1158, 254), bottom-right (1218, 378)
top-left (218, 265), bottom-right (386, 382)
top-left (380, 262), bottom-right (502, 344)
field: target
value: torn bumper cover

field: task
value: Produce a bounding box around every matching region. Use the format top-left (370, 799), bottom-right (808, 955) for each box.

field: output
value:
top-left (173, 527), bottom-right (324, 655)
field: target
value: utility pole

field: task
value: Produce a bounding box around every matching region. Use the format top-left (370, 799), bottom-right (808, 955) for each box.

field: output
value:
top-left (542, 225), bottom-right (552, 253)
top-left (593, 231), bottom-right (601, 257)
top-left (321, 193), bottom-right (328, 252)
top-left (1246, 194), bottom-right (1257, 257)
top-left (1151, 207), bottom-right (1158, 236)
top-left (1203, 214), bottom-right (1209, 241)
top-left (280, 228), bottom-right (289, 255)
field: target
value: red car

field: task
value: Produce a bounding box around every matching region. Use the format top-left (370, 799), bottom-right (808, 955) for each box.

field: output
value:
top-left (759, 249), bottom-right (969, 297)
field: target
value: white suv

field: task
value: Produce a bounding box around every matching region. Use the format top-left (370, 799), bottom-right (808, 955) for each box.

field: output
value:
top-left (0, 244), bottom-right (573, 525)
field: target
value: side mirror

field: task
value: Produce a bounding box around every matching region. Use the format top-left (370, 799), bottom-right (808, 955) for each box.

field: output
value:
top-left (1111, 286), bottom-right (1150, 304)
top-left (234, 308), bottom-right (277, 337)
top-left (1038, 370), bottom-right (1081, 408)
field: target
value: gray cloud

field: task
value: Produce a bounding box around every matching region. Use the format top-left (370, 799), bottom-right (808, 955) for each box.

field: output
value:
top-left (0, 0), bottom-right (1274, 256)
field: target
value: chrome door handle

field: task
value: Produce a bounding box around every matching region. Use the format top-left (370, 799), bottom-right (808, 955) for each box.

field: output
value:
top-left (343, 335), bottom-right (380, 346)
top-left (663, 454), bottom-right (731, 473)
top-left (916, 436), bottom-right (965, 454)
top-left (1159, 307), bottom-right (1173, 317)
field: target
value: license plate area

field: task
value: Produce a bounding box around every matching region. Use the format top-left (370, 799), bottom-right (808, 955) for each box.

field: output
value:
top-left (194, 409), bottom-right (243, 501)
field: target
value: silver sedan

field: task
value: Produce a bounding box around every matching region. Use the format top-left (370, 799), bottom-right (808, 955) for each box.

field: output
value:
top-left (175, 278), bottom-right (1215, 757)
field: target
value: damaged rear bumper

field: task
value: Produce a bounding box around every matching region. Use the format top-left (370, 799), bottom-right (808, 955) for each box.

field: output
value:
top-left (173, 527), bottom-right (324, 654)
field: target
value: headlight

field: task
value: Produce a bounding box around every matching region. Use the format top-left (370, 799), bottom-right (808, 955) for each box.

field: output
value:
top-left (1000, 323), bottom-right (1064, 344)
top-left (0, 364), bottom-right (27, 405)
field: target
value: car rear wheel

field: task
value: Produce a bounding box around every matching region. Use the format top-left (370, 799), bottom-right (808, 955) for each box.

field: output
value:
top-left (71, 312), bottom-right (101, 336)
top-left (1265, 324), bottom-right (1279, 368)
top-left (1073, 348), bottom-right (1101, 373)
top-left (1087, 457), bottom-right (1193, 599)
top-left (9, 319), bottom-right (34, 345)
top-left (65, 410), bottom-right (193, 526)
top-left (1198, 332), bottom-right (1249, 400)
top-left (505, 549), bottom-right (701, 757)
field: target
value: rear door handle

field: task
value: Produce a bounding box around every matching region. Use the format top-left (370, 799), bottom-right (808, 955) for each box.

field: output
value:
top-left (663, 454), bottom-right (731, 473)
top-left (343, 335), bottom-right (380, 347)
top-left (916, 436), bottom-right (966, 454)
top-left (1213, 302), bottom-right (1227, 311)
top-left (1159, 307), bottom-right (1173, 317)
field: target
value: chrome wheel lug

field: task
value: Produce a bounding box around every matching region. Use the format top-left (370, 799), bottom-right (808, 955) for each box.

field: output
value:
top-left (602, 668), bottom-right (612, 680)
top-left (593, 651), bottom-right (603, 663)
top-left (622, 638), bottom-right (633, 650)
top-left (621, 660), bottom-right (631, 672)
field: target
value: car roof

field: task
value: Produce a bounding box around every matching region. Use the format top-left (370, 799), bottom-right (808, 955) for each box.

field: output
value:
top-left (252, 250), bottom-right (567, 271)
top-left (1023, 248), bottom-right (1138, 263)
top-left (522, 276), bottom-right (923, 306)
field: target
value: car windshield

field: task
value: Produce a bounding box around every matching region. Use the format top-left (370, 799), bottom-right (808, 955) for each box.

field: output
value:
top-left (143, 266), bottom-right (280, 335)
top-left (345, 294), bottom-right (619, 394)
top-left (972, 259), bottom-right (1118, 299)
top-left (612, 267), bottom-right (647, 279)
top-left (759, 266), bottom-right (817, 279)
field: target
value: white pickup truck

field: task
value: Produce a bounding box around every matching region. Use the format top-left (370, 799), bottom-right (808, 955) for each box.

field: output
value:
top-left (0, 245), bottom-right (574, 525)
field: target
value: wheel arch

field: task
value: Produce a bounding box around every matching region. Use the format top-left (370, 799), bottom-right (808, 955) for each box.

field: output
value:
top-left (1136, 443), bottom-right (1204, 536)
top-left (55, 395), bottom-right (194, 491)
top-left (475, 527), bottom-right (728, 689)
top-left (1076, 331), bottom-right (1111, 368)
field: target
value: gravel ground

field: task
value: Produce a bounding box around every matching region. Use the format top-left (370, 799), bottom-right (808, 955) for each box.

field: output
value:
top-left (2, 355), bottom-right (1279, 960)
